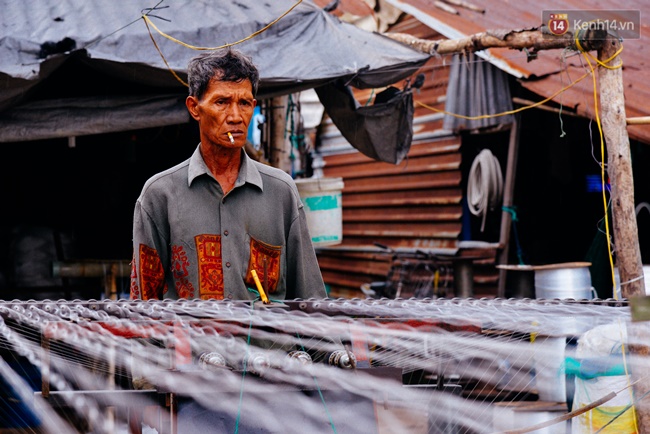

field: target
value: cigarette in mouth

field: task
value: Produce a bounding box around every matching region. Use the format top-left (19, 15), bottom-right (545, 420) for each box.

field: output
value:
top-left (227, 132), bottom-right (235, 144)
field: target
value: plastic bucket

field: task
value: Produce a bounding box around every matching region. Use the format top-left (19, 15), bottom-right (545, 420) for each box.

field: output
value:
top-left (534, 264), bottom-right (595, 299)
top-left (294, 177), bottom-right (344, 246)
top-left (572, 324), bottom-right (635, 433)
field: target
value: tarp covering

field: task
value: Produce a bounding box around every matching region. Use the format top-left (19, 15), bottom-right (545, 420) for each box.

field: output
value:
top-left (316, 80), bottom-right (415, 164)
top-left (0, 95), bottom-right (189, 143)
top-left (0, 0), bottom-right (429, 142)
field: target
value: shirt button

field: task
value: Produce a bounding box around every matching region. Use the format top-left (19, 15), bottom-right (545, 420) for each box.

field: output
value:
top-left (226, 262), bottom-right (231, 268)
top-left (227, 294), bottom-right (233, 299)
top-left (224, 230), bottom-right (229, 236)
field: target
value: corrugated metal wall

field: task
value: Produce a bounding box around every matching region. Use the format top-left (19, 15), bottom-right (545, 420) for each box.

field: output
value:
top-left (320, 138), bottom-right (462, 250)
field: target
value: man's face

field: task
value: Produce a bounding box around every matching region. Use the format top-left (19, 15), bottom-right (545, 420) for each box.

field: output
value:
top-left (186, 77), bottom-right (257, 149)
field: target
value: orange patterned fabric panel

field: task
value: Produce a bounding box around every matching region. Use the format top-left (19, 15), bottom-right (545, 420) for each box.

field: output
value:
top-left (244, 237), bottom-right (281, 294)
top-left (138, 244), bottom-right (165, 300)
top-left (195, 234), bottom-right (224, 300)
top-left (171, 244), bottom-right (196, 299)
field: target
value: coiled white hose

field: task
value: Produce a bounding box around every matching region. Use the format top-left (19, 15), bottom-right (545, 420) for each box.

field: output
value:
top-left (467, 148), bottom-right (504, 232)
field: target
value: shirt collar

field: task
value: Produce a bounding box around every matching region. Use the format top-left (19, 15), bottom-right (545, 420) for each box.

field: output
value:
top-left (187, 144), bottom-right (263, 191)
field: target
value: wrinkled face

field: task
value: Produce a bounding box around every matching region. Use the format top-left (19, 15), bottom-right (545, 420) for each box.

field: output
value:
top-left (186, 78), bottom-right (257, 149)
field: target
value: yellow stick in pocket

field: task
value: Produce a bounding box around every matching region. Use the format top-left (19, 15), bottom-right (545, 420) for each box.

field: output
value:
top-left (250, 270), bottom-right (269, 304)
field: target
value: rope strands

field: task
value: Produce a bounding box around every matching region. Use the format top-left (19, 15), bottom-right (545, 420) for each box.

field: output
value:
top-left (467, 149), bottom-right (503, 232)
top-left (0, 298), bottom-right (636, 433)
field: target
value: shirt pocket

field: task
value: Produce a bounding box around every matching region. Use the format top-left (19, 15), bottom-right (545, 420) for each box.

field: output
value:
top-left (244, 235), bottom-right (283, 295)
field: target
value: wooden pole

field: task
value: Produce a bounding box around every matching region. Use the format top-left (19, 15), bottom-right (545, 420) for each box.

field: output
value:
top-left (496, 119), bottom-right (522, 298)
top-left (270, 95), bottom-right (292, 174)
top-left (598, 35), bottom-right (645, 299)
top-left (597, 34), bottom-right (650, 433)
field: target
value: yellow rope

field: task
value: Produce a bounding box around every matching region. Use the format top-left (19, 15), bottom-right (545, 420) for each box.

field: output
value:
top-left (574, 33), bottom-right (622, 304)
top-left (143, 17), bottom-right (188, 87)
top-left (141, 0), bottom-right (304, 86)
top-left (574, 25), bottom-right (625, 70)
top-left (142, 0), bottom-right (302, 50)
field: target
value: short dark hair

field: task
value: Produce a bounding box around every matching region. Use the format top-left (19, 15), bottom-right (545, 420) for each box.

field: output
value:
top-left (187, 48), bottom-right (260, 100)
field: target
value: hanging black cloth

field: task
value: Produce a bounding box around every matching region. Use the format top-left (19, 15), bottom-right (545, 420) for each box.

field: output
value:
top-left (316, 79), bottom-right (414, 164)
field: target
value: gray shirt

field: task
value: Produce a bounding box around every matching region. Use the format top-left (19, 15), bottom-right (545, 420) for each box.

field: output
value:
top-left (130, 145), bottom-right (326, 301)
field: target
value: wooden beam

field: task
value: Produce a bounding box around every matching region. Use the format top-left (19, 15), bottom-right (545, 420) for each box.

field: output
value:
top-left (627, 116), bottom-right (650, 125)
top-left (385, 28), bottom-right (604, 56)
top-left (512, 97), bottom-right (582, 118)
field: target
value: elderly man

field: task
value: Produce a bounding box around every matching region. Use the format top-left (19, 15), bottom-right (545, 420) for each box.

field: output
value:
top-left (130, 48), bottom-right (326, 302)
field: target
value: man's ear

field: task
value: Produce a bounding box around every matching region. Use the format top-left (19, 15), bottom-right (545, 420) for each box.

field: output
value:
top-left (186, 96), bottom-right (200, 121)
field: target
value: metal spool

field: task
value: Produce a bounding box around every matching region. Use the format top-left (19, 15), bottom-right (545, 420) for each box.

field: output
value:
top-left (328, 350), bottom-right (356, 369)
top-left (246, 353), bottom-right (271, 377)
top-left (533, 262), bottom-right (595, 300)
top-left (287, 350), bottom-right (313, 365)
top-left (198, 351), bottom-right (227, 371)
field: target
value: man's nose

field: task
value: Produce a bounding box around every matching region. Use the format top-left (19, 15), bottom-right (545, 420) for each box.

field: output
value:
top-left (226, 103), bottom-right (244, 122)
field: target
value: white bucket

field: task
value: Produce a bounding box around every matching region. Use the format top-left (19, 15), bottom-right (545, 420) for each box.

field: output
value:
top-left (294, 177), bottom-right (344, 246)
